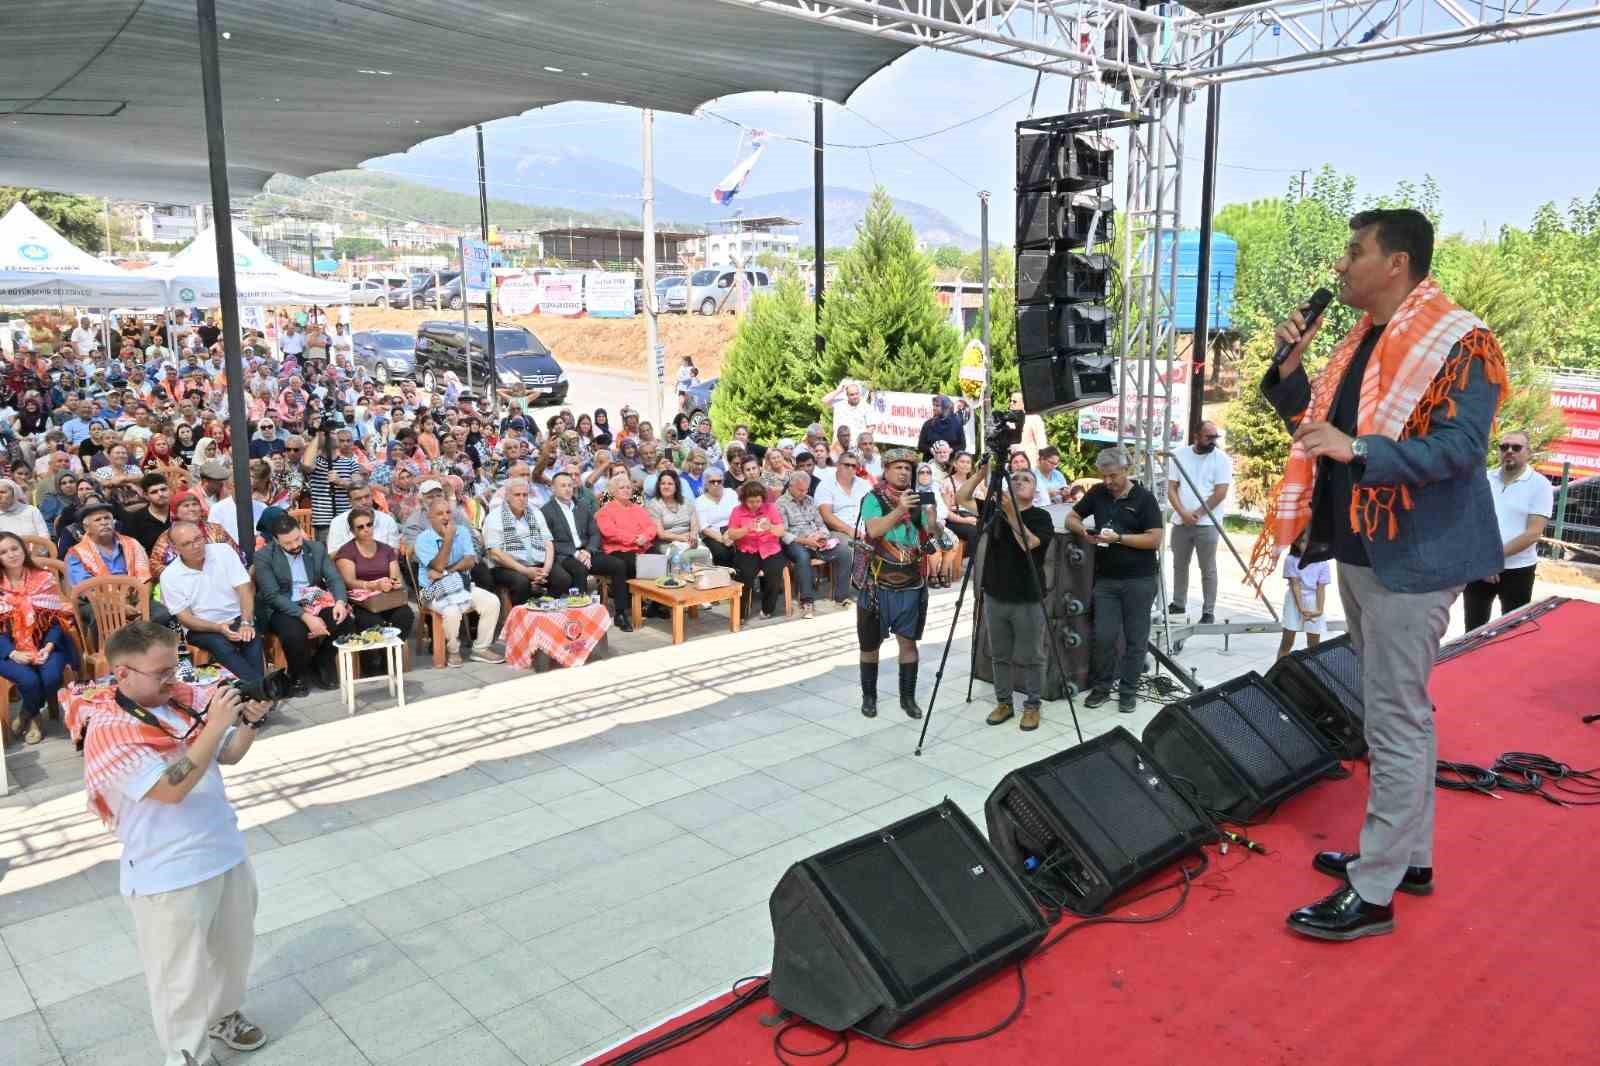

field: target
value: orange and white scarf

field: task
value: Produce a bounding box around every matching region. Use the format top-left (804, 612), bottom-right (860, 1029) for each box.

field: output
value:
top-left (69, 534), bottom-right (151, 583)
top-left (66, 681), bottom-right (216, 828)
top-left (0, 568), bottom-right (76, 652)
top-left (1249, 278), bottom-right (1508, 584)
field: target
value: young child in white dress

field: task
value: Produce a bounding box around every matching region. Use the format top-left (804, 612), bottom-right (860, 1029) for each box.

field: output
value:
top-left (1277, 531), bottom-right (1331, 658)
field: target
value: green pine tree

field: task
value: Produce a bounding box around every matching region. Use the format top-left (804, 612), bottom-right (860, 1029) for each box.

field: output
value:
top-left (710, 278), bottom-right (823, 443)
top-left (821, 187), bottom-right (960, 395)
top-left (0, 187), bottom-right (108, 252)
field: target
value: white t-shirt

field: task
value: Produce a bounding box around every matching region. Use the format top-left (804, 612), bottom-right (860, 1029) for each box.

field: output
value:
top-left (209, 496), bottom-right (268, 546)
top-left (1166, 445), bottom-right (1232, 528)
top-left (1487, 465), bottom-right (1554, 569)
top-left (814, 473), bottom-right (872, 532)
top-left (109, 703), bottom-right (247, 896)
top-left (71, 326), bottom-right (99, 356)
top-left (834, 399), bottom-right (872, 445)
top-left (694, 490), bottom-right (737, 533)
top-left (160, 543), bottom-right (250, 626)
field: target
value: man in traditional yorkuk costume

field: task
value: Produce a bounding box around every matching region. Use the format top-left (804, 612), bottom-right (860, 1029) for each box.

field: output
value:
top-left (855, 446), bottom-right (942, 720)
top-left (66, 621), bottom-right (273, 1066)
top-left (1252, 208), bottom-right (1507, 941)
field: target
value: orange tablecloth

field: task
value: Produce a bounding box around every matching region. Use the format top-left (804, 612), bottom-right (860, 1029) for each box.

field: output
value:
top-left (502, 603), bottom-right (611, 669)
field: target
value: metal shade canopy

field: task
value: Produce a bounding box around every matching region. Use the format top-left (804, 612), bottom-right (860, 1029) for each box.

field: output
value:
top-left (0, 0), bottom-right (911, 202)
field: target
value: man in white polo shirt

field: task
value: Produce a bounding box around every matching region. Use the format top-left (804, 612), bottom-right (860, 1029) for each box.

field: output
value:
top-left (1166, 421), bottom-right (1232, 624)
top-left (1463, 429), bottom-right (1553, 631)
top-left (75, 621), bottom-right (272, 1066)
top-left (160, 521), bottom-right (265, 682)
top-left (816, 448), bottom-right (872, 536)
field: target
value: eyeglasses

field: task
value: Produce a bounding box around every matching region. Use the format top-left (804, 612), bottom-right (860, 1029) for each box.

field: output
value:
top-left (1498, 443), bottom-right (1525, 452)
top-left (352, 521), bottom-right (374, 530)
top-left (840, 461), bottom-right (858, 468)
top-left (123, 664), bottom-right (180, 683)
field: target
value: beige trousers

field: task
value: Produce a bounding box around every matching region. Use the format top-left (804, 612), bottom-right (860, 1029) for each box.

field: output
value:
top-left (441, 585), bottom-right (501, 653)
top-left (126, 860), bottom-right (259, 1066)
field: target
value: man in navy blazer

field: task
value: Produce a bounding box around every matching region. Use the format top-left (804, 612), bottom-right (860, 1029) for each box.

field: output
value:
top-left (539, 470), bottom-right (631, 630)
top-left (252, 510), bottom-right (359, 695)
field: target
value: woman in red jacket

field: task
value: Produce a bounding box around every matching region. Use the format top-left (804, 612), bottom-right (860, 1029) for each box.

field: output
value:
top-left (727, 480), bottom-right (787, 623)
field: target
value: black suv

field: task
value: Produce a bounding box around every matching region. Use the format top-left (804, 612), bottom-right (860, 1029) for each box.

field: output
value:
top-left (412, 320), bottom-right (568, 404)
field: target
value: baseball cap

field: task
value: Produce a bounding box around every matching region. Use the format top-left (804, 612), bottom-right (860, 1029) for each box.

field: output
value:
top-left (197, 459), bottom-right (231, 480)
top-left (418, 479), bottom-right (444, 495)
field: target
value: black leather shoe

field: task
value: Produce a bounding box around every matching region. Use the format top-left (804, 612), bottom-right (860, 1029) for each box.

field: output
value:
top-left (287, 678), bottom-right (310, 699)
top-left (1286, 885), bottom-right (1394, 941)
top-left (900, 698), bottom-right (924, 720)
top-left (1083, 689), bottom-right (1113, 709)
top-left (861, 696), bottom-right (878, 719)
top-left (1199, 612), bottom-right (1215, 625)
top-left (1313, 851), bottom-right (1434, 896)
top-left (1167, 603), bottom-right (1185, 615)
top-left (615, 616), bottom-right (634, 633)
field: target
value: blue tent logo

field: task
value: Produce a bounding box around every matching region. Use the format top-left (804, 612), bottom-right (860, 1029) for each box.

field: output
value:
top-left (179, 287), bottom-right (196, 302)
top-left (234, 253), bottom-right (252, 268)
top-left (18, 242), bottom-right (49, 262)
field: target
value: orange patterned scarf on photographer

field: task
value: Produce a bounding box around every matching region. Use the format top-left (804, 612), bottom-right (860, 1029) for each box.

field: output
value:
top-left (1248, 278), bottom-right (1507, 586)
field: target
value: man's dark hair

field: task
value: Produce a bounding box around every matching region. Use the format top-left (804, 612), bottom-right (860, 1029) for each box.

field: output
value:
top-left (106, 620), bottom-right (178, 664)
top-left (140, 471), bottom-right (168, 492)
top-left (1348, 208), bottom-right (1433, 280)
top-left (267, 512), bottom-right (300, 537)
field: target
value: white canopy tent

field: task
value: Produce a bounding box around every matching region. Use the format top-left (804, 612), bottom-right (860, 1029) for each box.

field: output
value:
top-left (137, 224), bottom-right (348, 307)
top-left (0, 202), bottom-right (169, 307)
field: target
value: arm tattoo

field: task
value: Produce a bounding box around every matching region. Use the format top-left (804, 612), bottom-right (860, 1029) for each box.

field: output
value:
top-left (163, 756), bottom-right (197, 787)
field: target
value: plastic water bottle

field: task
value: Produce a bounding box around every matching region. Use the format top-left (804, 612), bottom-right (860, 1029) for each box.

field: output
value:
top-left (666, 542), bottom-right (684, 579)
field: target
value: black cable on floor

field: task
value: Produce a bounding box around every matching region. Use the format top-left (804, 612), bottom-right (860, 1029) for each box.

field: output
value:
top-left (596, 975), bottom-right (771, 1066)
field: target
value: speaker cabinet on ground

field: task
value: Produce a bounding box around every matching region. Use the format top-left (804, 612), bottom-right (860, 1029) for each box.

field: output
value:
top-left (769, 801), bottom-right (1047, 1037)
top-left (985, 726), bottom-right (1215, 915)
top-left (1263, 635), bottom-right (1366, 759)
top-left (1141, 672), bottom-right (1339, 821)
top-left (974, 529), bottom-right (1093, 699)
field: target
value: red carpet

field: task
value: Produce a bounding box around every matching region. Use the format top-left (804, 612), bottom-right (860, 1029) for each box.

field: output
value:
top-left (590, 599), bottom-right (1600, 1066)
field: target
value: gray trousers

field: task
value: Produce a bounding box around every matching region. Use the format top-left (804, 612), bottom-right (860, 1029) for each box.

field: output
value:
top-left (1169, 522), bottom-right (1221, 613)
top-left (1089, 574), bottom-right (1158, 697)
top-left (984, 594), bottom-right (1046, 708)
top-left (784, 540), bottom-right (854, 602)
top-left (1338, 563), bottom-right (1459, 906)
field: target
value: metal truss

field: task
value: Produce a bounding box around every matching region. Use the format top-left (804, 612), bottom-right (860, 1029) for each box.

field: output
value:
top-left (716, 0), bottom-right (1600, 85)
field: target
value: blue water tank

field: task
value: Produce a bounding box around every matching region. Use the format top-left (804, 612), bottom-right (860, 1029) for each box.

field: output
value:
top-left (1156, 230), bottom-right (1237, 332)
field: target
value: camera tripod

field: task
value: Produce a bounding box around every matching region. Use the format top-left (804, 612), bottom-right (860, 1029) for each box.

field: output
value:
top-left (914, 450), bottom-right (1083, 757)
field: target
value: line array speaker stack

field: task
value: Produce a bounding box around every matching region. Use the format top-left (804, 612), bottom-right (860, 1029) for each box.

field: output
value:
top-left (1015, 112), bottom-right (1117, 415)
top-left (1263, 634), bottom-right (1367, 758)
top-left (972, 529), bottom-right (1093, 699)
top-left (768, 801), bottom-right (1048, 1037)
top-left (985, 727), bottom-right (1215, 915)
top-left (1141, 672), bottom-right (1339, 821)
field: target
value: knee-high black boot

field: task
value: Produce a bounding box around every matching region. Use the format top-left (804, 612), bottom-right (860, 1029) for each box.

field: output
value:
top-left (899, 660), bottom-right (923, 719)
top-left (859, 660), bottom-right (879, 718)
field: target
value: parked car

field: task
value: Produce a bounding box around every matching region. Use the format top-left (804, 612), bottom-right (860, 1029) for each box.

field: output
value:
top-left (351, 330), bottom-right (416, 384)
top-left (652, 274), bottom-right (684, 313)
top-left (347, 277), bottom-right (397, 307)
top-left (682, 376), bottom-right (717, 418)
top-left (664, 268), bottom-right (773, 316)
top-left (407, 271), bottom-right (463, 310)
top-left (412, 320), bottom-right (567, 404)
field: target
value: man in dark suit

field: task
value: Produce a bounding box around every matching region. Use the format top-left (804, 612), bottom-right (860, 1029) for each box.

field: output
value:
top-left (540, 470), bottom-right (632, 631)
top-left (252, 510), bottom-right (359, 694)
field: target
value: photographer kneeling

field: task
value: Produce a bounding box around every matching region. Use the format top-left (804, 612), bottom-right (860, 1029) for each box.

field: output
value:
top-left (956, 456), bottom-right (1056, 731)
top-left (1065, 446), bottom-right (1164, 714)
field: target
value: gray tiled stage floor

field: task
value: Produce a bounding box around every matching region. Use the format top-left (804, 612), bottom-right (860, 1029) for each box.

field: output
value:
top-left (2, 571), bottom-right (1590, 1065)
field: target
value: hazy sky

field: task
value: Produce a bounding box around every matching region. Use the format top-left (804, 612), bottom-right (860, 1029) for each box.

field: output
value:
top-left (457, 28), bottom-right (1600, 243)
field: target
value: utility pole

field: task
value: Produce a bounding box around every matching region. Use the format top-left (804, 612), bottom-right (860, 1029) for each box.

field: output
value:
top-left (1189, 34), bottom-right (1222, 441)
top-left (813, 100), bottom-right (825, 355)
top-left (978, 191), bottom-right (991, 456)
top-left (642, 108), bottom-right (664, 426)
top-left (475, 123), bottom-right (498, 411)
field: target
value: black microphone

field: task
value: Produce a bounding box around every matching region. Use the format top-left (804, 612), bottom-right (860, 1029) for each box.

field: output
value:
top-left (1272, 288), bottom-right (1334, 367)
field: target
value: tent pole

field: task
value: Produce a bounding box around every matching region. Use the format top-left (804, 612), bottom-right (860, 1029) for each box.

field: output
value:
top-left (195, 0), bottom-right (256, 562)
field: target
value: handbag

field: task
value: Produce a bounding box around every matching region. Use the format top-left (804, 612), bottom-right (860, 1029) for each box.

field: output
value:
top-left (353, 588), bottom-right (408, 613)
top-left (417, 570), bottom-right (467, 608)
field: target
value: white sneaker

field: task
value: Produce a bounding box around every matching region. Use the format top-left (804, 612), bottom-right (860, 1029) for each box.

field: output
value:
top-left (208, 1010), bottom-right (266, 1051)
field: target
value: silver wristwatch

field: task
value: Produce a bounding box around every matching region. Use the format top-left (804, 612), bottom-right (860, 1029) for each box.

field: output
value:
top-left (1350, 437), bottom-right (1368, 462)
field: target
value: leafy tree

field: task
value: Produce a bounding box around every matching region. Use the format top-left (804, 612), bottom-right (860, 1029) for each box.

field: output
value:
top-left (0, 187), bottom-right (107, 252)
top-left (820, 187), bottom-right (960, 394)
top-left (930, 245), bottom-right (966, 273)
top-left (710, 278), bottom-right (823, 442)
top-left (333, 236), bottom-right (386, 258)
top-left (1494, 194), bottom-right (1600, 369)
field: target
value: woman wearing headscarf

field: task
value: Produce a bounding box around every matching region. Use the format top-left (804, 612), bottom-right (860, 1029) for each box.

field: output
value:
top-left (442, 371), bottom-right (463, 406)
top-left (147, 489), bottom-right (242, 581)
top-left (38, 472), bottom-right (77, 531)
top-left (0, 478), bottom-right (50, 540)
top-left (592, 408), bottom-right (614, 447)
top-left (0, 531), bottom-right (78, 744)
top-left (16, 395), bottom-right (48, 436)
top-left (141, 432), bottom-right (175, 472)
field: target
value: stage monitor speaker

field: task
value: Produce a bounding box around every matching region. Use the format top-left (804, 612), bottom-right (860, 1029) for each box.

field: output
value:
top-left (1017, 250), bottom-right (1111, 306)
top-left (985, 726), bottom-right (1215, 915)
top-left (1141, 672), bottom-right (1339, 821)
top-left (769, 801), bottom-right (1047, 1037)
top-left (1019, 350), bottom-right (1114, 415)
top-left (1263, 635), bottom-right (1366, 759)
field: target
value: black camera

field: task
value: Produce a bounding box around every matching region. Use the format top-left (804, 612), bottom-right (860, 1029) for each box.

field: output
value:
top-left (318, 414), bottom-right (344, 433)
top-left (228, 668), bottom-right (291, 704)
top-left (987, 409), bottom-right (1025, 451)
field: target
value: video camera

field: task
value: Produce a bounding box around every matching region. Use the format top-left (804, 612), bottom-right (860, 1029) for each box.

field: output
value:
top-left (228, 668), bottom-right (292, 705)
top-left (986, 409), bottom-right (1025, 453)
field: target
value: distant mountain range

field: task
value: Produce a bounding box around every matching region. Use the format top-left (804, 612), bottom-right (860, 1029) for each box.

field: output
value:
top-left (357, 137), bottom-right (980, 249)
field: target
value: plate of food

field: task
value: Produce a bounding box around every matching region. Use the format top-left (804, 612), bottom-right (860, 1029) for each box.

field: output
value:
top-left (533, 597), bottom-right (561, 612)
top-left (336, 628), bottom-right (390, 648)
top-left (563, 594), bottom-right (591, 608)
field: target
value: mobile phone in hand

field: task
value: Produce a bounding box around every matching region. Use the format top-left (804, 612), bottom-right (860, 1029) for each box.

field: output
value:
top-left (916, 489), bottom-right (936, 509)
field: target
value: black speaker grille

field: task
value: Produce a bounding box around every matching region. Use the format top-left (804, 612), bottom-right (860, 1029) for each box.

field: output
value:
top-left (1034, 746), bottom-right (1196, 875)
top-left (1302, 642), bottom-right (1364, 720)
top-left (816, 809), bottom-right (1023, 1002)
top-left (1186, 682), bottom-right (1320, 791)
